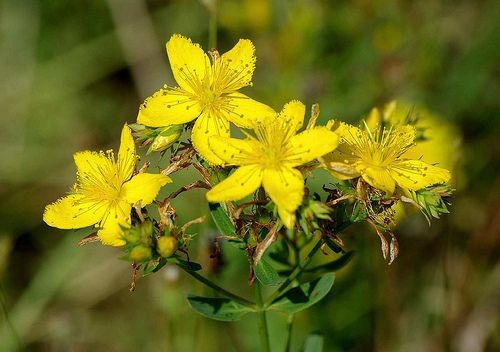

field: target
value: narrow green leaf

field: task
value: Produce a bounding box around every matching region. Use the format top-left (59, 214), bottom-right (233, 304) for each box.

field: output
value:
top-left (302, 333), bottom-right (324, 352)
top-left (209, 203), bottom-right (246, 249)
top-left (324, 237), bottom-right (343, 253)
top-left (254, 258), bottom-right (281, 286)
top-left (305, 251), bottom-right (354, 274)
top-left (187, 296), bottom-right (254, 321)
top-left (270, 274), bottom-right (335, 314)
top-left (168, 256), bottom-right (202, 271)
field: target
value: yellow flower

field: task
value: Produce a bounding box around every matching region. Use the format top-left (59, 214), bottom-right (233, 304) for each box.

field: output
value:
top-left (137, 34), bottom-right (275, 164)
top-left (206, 101), bottom-right (339, 228)
top-left (43, 125), bottom-right (171, 246)
top-left (322, 121), bottom-right (451, 194)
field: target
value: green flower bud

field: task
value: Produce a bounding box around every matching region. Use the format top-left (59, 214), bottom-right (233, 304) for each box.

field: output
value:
top-left (157, 236), bottom-right (178, 258)
top-left (129, 246), bottom-right (152, 262)
top-left (149, 125), bottom-right (183, 153)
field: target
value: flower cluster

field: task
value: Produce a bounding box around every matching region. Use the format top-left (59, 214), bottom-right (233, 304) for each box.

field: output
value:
top-left (44, 34), bottom-right (452, 271)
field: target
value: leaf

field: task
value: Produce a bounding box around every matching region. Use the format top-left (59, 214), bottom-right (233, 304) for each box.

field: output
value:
top-left (305, 251), bottom-right (354, 274)
top-left (270, 274), bottom-right (335, 314)
top-left (302, 333), bottom-right (324, 352)
top-left (169, 256), bottom-right (202, 271)
top-left (187, 296), bottom-right (254, 321)
top-left (254, 257), bottom-right (281, 286)
top-left (324, 237), bottom-right (343, 253)
top-left (142, 258), bottom-right (167, 277)
top-left (209, 203), bottom-right (246, 249)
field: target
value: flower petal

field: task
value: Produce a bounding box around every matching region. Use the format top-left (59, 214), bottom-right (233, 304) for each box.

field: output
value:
top-left (218, 39), bottom-right (255, 91)
top-left (122, 173), bottom-right (172, 206)
top-left (117, 124), bottom-right (136, 181)
top-left (43, 194), bottom-right (106, 229)
top-left (279, 100), bottom-right (306, 131)
top-left (209, 135), bottom-right (258, 165)
top-left (73, 151), bottom-right (116, 186)
top-left (191, 112), bottom-right (230, 165)
top-left (97, 201), bottom-right (131, 246)
top-left (137, 87), bottom-right (201, 127)
top-left (277, 207), bottom-right (296, 229)
top-left (390, 160), bottom-right (451, 191)
top-left (262, 168), bottom-right (304, 213)
top-left (220, 92), bottom-right (275, 128)
top-left (287, 127), bottom-right (339, 166)
top-left (321, 155), bottom-right (360, 180)
top-left (166, 34), bottom-right (209, 93)
top-left (206, 165), bottom-right (263, 202)
top-left (361, 166), bottom-right (396, 194)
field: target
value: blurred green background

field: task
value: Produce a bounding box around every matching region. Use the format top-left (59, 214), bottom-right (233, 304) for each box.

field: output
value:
top-left (1, 0), bottom-right (499, 351)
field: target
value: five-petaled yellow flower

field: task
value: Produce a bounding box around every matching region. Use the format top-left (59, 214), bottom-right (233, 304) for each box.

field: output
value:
top-left (321, 121), bottom-right (451, 194)
top-left (137, 34), bottom-right (275, 164)
top-left (206, 101), bottom-right (340, 228)
top-left (43, 125), bottom-right (171, 246)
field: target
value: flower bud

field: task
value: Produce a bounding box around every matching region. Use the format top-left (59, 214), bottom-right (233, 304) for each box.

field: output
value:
top-left (149, 125), bottom-right (183, 153)
top-left (129, 246), bottom-right (152, 262)
top-left (157, 236), bottom-right (178, 258)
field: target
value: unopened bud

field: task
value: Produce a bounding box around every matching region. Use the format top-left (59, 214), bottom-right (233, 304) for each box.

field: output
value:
top-left (129, 246), bottom-right (152, 262)
top-left (150, 125), bottom-right (183, 152)
top-left (157, 236), bottom-right (178, 258)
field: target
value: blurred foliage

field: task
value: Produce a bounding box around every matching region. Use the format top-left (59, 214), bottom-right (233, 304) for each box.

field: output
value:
top-left (0, 0), bottom-right (499, 351)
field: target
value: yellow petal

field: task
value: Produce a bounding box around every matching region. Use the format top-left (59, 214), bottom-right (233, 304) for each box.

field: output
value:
top-left (73, 151), bottom-right (116, 185)
top-left (208, 135), bottom-right (258, 165)
top-left (166, 34), bottom-right (209, 93)
top-left (137, 87), bottom-right (201, 127)
top-left (221, 92), bottom-right (275, 128)
top-left (43, 194), bottom-right (106, 229)
top-left (278, 100), bottom-right (306, 131)
top-left (206, 165), bottom-right (263, 202)
top-left (262, 167), bottom-right (304, 213)
top-left (191, 112), bottom-right (230, 165)
top-left (321, 159), bottom-right (360, 180)
top-left (361, 166), bottom-right (396, 194)
top-left (218, 39), bottom-right (256, 91)
top-left (287, 127), bottom-right (339, 166)
top-left (117, 124), bottom-right (136, 181)
top-left (122, 173), bottom-right (172, 206)
top-left (365, 107), bottom-right (382, 132)
top-left (278, 207), bottom-right (296, 229)
top-left (97, 200), bottom-right (131, 246)
top-left (390, 160), bottom-right (451, 190)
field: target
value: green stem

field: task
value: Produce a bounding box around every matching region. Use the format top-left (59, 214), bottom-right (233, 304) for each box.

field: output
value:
top-left (177, 264), bottom-right (255, 308)
top-left (207, 0), bottom-right (218, 49)
top-left (284, 314), bottom-right (294, 352)
top-left (264, 238), bottom-right (324, 308)
top-left (255, 282), bottom-right (271, 352)
top-left (0, 282), bottom-right (20, 350)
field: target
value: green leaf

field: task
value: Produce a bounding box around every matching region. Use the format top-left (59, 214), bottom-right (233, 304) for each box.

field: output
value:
top-left (187, 296), bottom-right (254, 321)
top-left (270, 274), bottom-right (335, 314)
top-left (302, 333), bottom-right (324, 352)
top-left (168, 256), bottom-right (202, 271)
top-left (142, 258), bottom-right (167, 277)
top-left (254, 258), bottom-right (281, 286)
top-left (305, 251), bottom-right (354, 274)
top-left (209, 203), bottom-right (246, 249)
top-left (324, 237), bottom-right (343, 253)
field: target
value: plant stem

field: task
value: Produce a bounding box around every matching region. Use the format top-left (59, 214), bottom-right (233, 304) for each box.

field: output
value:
top-left (284, 314), bottom-right (294, 352)
top-left (177, 264), bottom-right (255, 308)
top-left (264, 238), bottom-right (324, 307)
top-left (255, 282), bottom-right (271, 352)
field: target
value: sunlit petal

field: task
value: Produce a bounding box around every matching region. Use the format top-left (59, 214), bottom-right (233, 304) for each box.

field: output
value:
top-left (117, 124), bottom-right (136, 181)
top-left (218, 39), bottom-right (256, 91)
top-left (287, 127), bottom-right (339, 166)
top-left (220, 92), bottom-right (275, 128)
top-left (277, 207), bottom-right (296, 229)
top-left (191, 112), bottom-right (230, 165)
top-left (390, 160), bottom-right (451, 190)
top-left (278, 100), bottom-right (306, 131)
top-left (122, 173), bottom-right (172, 206)
top-left (206, 165), bottom-right (263, 202)
top-left (209, 135), bottom-right (258, 166)
top-left (361, 166), bottom-right (396, 194)
top-left (262, 167), bottom-right (304, 213)
top-left (97, 201), bottom-right (131, 246)
top-left (166, 34), bottom-right (209, 93)
top-left (43, 194), bottom-right (106, 229)
top-left (137, 87), bottom-right (201, 127)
